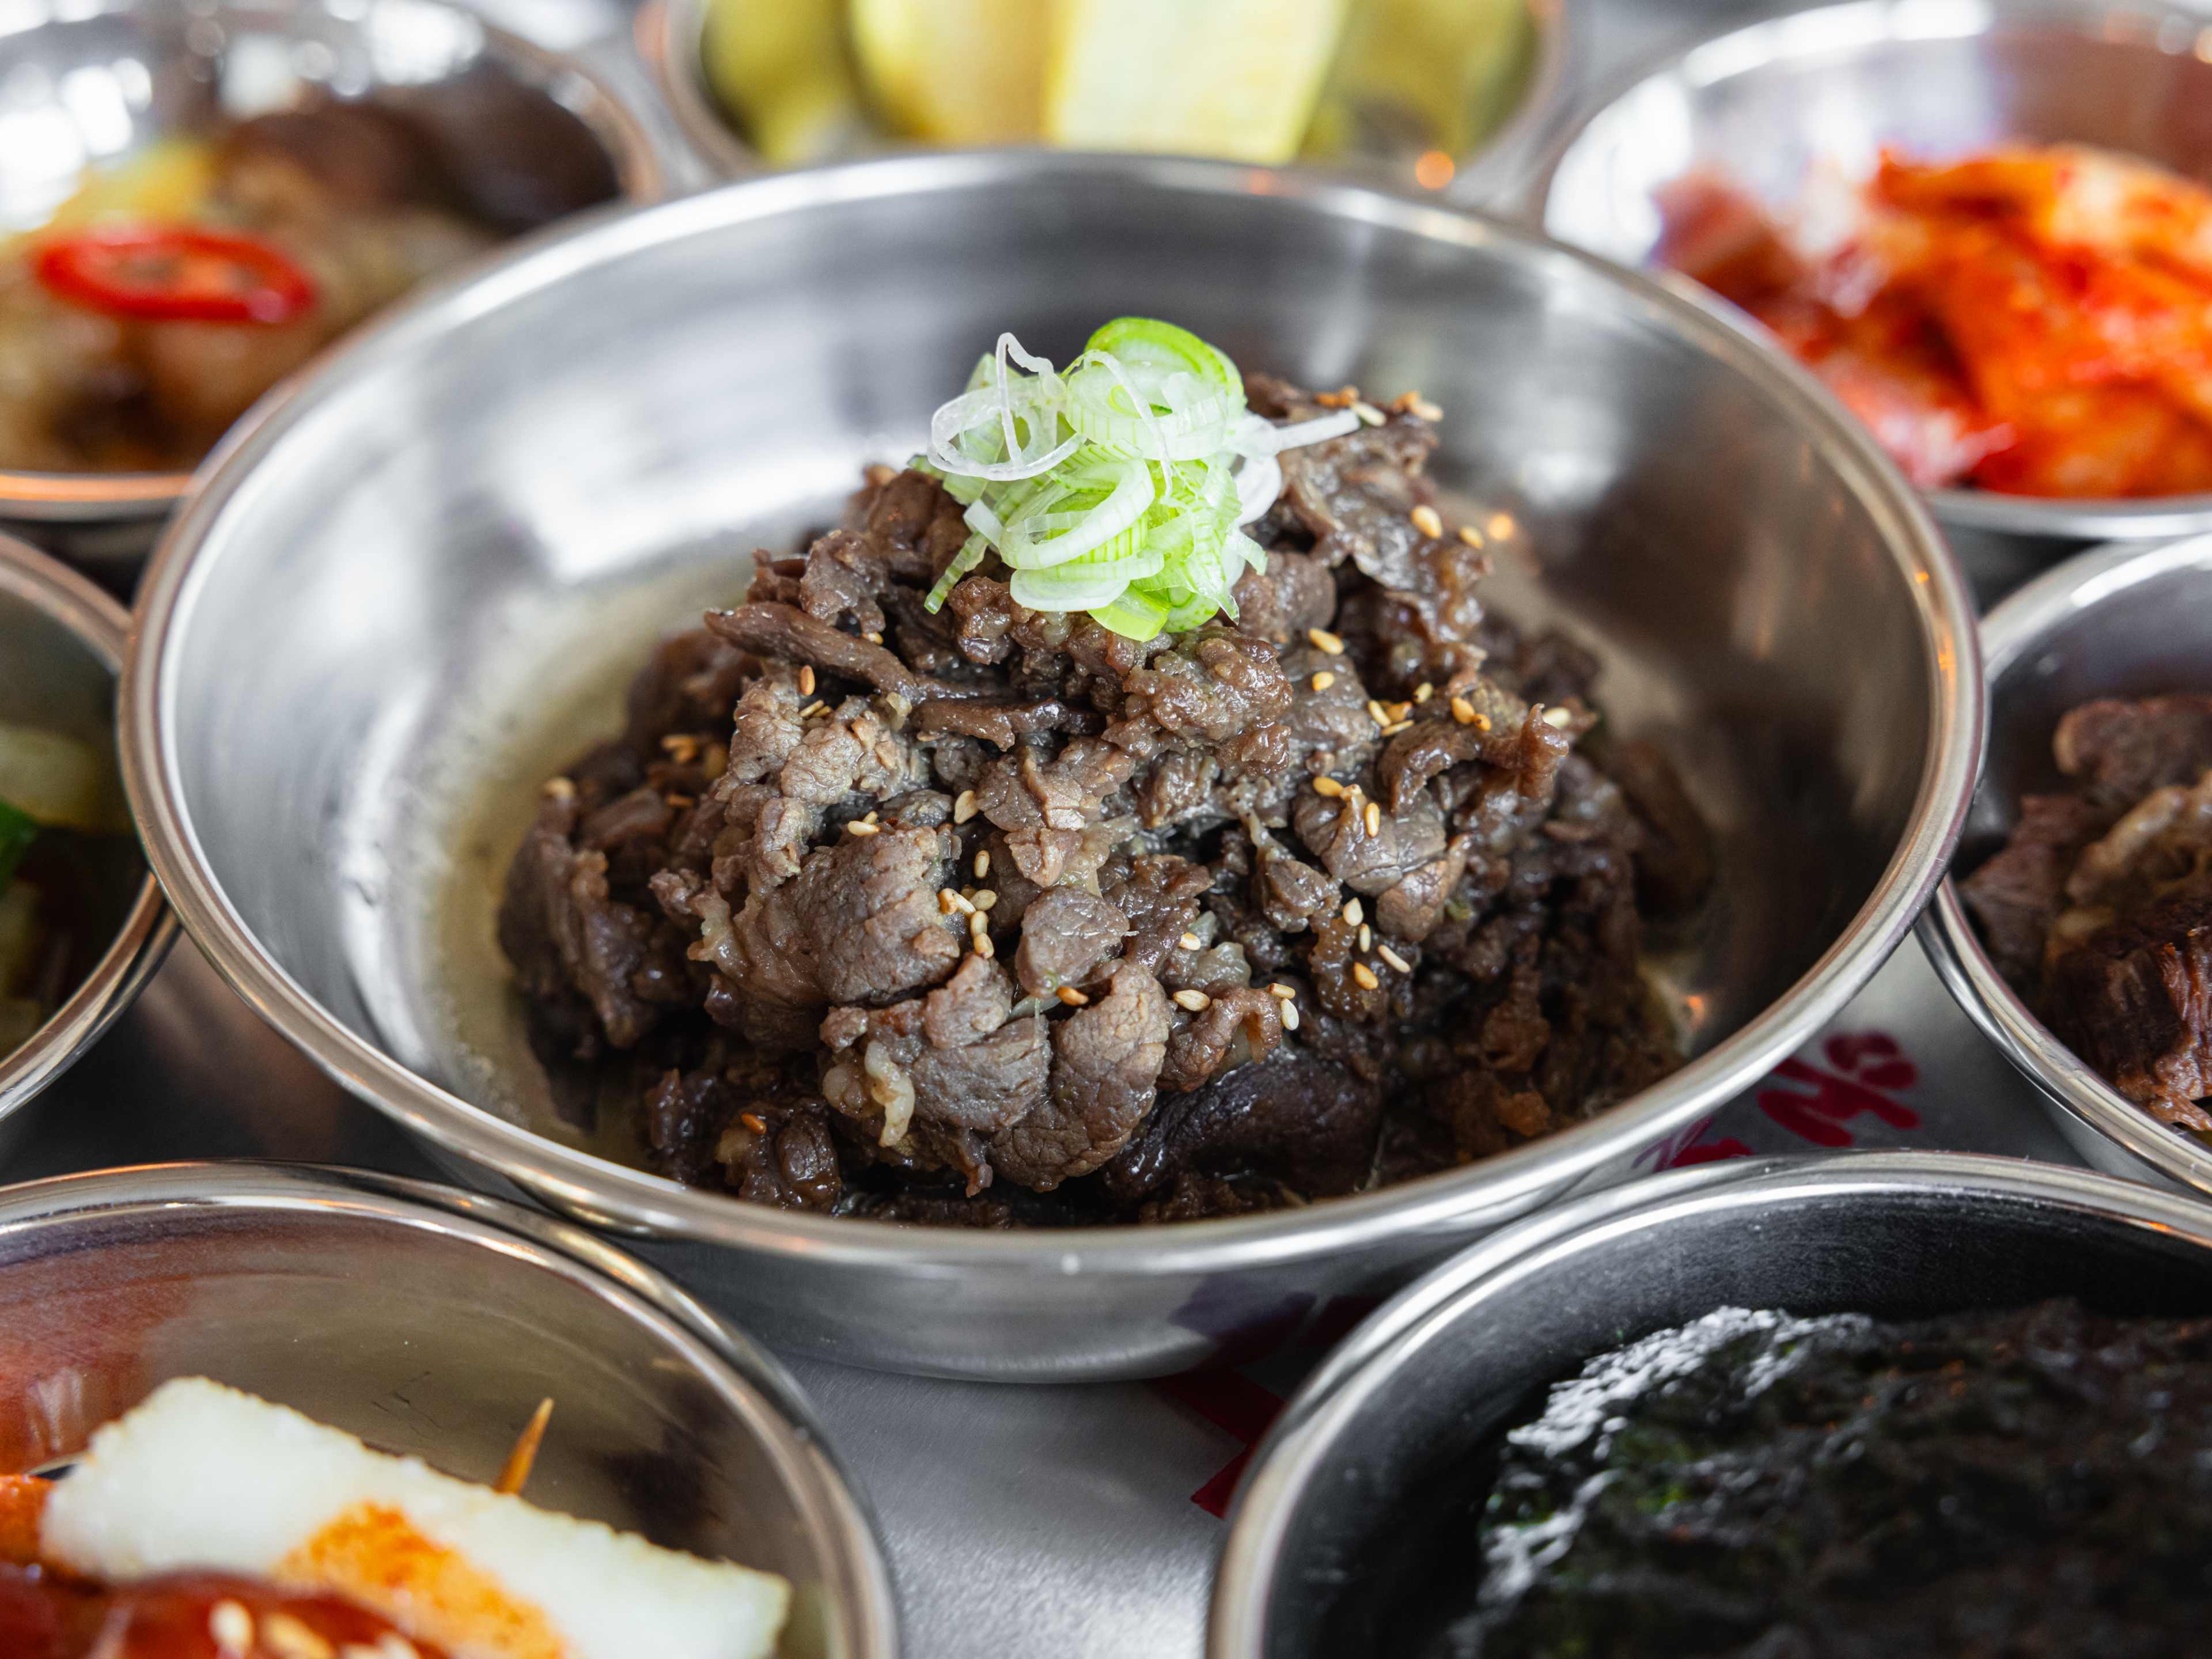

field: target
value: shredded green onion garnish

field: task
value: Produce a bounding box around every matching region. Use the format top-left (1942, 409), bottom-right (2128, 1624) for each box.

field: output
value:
top-left (920, 317), bottom-right (1359, 640)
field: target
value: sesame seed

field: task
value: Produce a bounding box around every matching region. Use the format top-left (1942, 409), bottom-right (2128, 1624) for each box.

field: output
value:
top-left (1172, 989), bottom-right (1212, 1013)
top-left (1450, 695), bottom-right (1478, 725)
top-left (1314, 388), bottom-right (1354, 408)
top-left (262, 1612), bottom-right (336, 1659)
top-left (1410, 396), bottom-right (1444, 422)
top-left (953, 789), bottom-right (979, 824)
top-left (1308, 627), bottom-right (1344, 656)
top-left (974, 849), bottom-right (991, 878)
top-left (1381, 720), bottom-right (1412, 737)
top-left (1352, 400), bottom-right (1386, 426)
top-left (1379, 944), bottom-right (1411, 973)
top-left (1057, 985), bottom-right (1090, 1006)
top-left (1352, 963), bottom-right (1381, 991)
top-left (660, 733), bottom-right (700, 761)
top-left (1459, 525), bottom-right (1484, 548)
top-left (800, 700), bottom-right (827, 719)
top-left (1268, 982), bottom-right (1298, 999)
top-left (862, 810), bottom-right (880, 824)
top-left (973, 889), bottom-right (998, 912)
top-left (940, 888), bottom-right (971, 915)
top-left (973, 933), bottom-right (995, 959)
top-left (741, 1111), bottom-right (768, 1133)
top-left (543, 776), bottom-right (575, 801)
top-left (1179, 931), bottom-right (1204, 951)
top-left (1542, 705), bottom-right (1575, 728)
top-left (1342, 897), bottom-right (1363, 926)
top-left (1311, 671), bottom-right (1336, 691)
top-left (1368, 700), bottom-right (1391, 728)
top-left (1358, 923), bottom-right (1373, 952)
top-left (1312, 775), bottom-right (1346, 799)
top-left (1414, 682), bottom-right (1433, 703)
top-left (210, 1601), bottom-right (253, 1657)
top-left (1365, 801), bottom-right (1382, 836)
top-left (1410, 505), bottom-right (1444, 539)
top-left (864, 630), bottom-right (884, 644)
top-left (665, 793), bottom-right (696, 810)
top-left (846, 819), bottom-right (880, 836)
top-left (1281, 999), bottom-right (1301, 1031)
top-left (798, 665), bottom-right (816, 696)
top-left (969, 910), bottom-right (988, 936)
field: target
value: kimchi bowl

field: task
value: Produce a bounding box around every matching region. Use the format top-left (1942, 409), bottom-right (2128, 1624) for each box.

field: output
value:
top-left (1533, 0), bottom-right (2212, 544)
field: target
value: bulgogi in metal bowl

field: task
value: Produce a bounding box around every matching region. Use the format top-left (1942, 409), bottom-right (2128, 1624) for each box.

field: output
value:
top-left (498, 328), bottom-right (1711, 1227)
top-left (1962, 694), bottom-right (2212, 1131)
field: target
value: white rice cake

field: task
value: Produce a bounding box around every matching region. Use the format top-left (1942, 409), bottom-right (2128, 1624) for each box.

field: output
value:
top-left (41, 1377), bottom-right (791, 1659)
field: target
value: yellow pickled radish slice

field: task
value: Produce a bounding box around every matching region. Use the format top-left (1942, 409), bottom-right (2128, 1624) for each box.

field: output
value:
top-left (41, 138), bottom-right (215, 234)
top-left (702, 0), bottom-right (868, 164)
top-left (1307, 0), bottom-right (1533, 163)
top-left (0, 723), bottom-right (122, 834)
top-left (848, 0), bottom-right (1049, 145)
top-left (1043, 0), bottom-right (1351, 164)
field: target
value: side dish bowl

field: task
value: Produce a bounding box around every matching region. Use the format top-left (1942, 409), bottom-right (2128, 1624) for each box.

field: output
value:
top-left (0, 535), bottom-right (170, 1131)
top-left (0, 0), bottom-right (665, 570)
top-left (0, 1161), bottom-right (896, 1659)
top-left (1921, 534), bottom-right (2212, 1193)
top-left (1531, 0), bottom-right (2212, 547)
top-left (645, 0), bottom-right (1578, 209)
top-left (123, 151), bottom-right (1979, 1379)
top-left (1210, 1150), bottom-right (2212, 1659)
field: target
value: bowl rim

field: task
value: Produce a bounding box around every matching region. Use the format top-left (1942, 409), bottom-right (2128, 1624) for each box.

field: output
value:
top-left (0, 0), bottom-right (669, 527)
top-left (1521, 0), bottom-right (2212, 543)
top-left (1918, 532), bottom-right (2212, 1193)
top-left (0, 535), bottom-right (175, 1119)
top-left (643, 0), bottom-right (1585, 209)
top-left (1207, 1146), bottom-right (2212, 1658)
top-left (0, 1158), bottom-right (900, 1656)
top-left (121, 147), bottom-right (1983, 1271)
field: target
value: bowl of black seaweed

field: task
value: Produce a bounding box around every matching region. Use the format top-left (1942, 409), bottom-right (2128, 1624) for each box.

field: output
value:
top-left (1211, 1149), bottom-right (2212, 1659)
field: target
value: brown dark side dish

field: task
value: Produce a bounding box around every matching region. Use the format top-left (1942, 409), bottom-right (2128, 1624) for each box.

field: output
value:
top-left (498, 377), bottom-right (1713, 1225)
top-left (1964, 694), bottom-right (2212, 1130)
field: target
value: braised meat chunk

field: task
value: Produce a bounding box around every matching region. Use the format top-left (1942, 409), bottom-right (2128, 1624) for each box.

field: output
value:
top-left (498, 371), bottom-right (1705, 1225)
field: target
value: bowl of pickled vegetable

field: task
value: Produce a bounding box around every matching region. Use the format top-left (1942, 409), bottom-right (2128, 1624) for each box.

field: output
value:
top-left (0, 536), bottom-right (169, 1121)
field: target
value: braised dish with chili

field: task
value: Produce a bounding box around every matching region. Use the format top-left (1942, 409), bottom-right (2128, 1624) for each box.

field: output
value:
top-left (499, 318), bottom-right (1711, 1227)
top-left (0, 95), bottom-right (617, 477)
top-left (1961, 694), bottom-right (2212, 1134)
top-left (0, 1377), bottom-right (789, 1659)
top-left (1658, 143), bottom-right (2212, 499)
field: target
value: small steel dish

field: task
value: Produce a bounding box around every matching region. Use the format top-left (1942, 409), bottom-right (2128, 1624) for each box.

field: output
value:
top-left (0, 533), bottom-right (171, 1134)
top-left (1530, 0), bottom-right (2212, 548)
top-left (1210, 1150), bottom-right (2212, 1658)
top-left (643, 0), bottom-right (1578, 209)
top-left (0, 0), bottom-right (665, 572)
top-left (123, 151), bottom-right (1979, 1380)
top-left (1921, 534), bottom-right (2212, 1193)
top-left (0, 1161), bottom-right (897, 1658)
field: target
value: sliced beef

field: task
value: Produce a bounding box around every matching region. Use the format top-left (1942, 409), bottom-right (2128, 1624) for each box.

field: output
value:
top-left (2046, 888), bottom-right (2212, 1130)
top-left (1963, 794), bottom-right (2112, 986)
top-left (2055, 696), bottom-right (2212, 809)
top-left (990, 965), bottom-right (1171, 1189)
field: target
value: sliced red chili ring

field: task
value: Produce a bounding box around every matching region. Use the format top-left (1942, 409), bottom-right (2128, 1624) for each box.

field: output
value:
top-left (32, 225), bottom-right (317, 325)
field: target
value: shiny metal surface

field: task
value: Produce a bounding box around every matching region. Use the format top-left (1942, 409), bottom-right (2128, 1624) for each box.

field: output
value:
top-left (0, 535), bottom-right (171, 1130)
top-left (1531, 0), bottom-right (2212, 546)
top-left (1211, 1150), bottom-right (2212, 1658)
top-left (124, 151), bottom-right (1979, 1380)
top-left (0, 1161), bottom-right (897, 1659)
top-left (644, 0), bottom-right (1580, 209)
top-left (1921, 535), bottom-right (2212, 1194)
top-left (0, 0), bottom-right (665, 570)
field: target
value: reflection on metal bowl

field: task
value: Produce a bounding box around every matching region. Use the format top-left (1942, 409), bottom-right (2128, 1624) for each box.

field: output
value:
top-left (0, 533), bottom-right (169, 1136)
top-left (1210, 1152), bottom-right (2212, 1658)
top-left (0, 0), bottom-right (665, 571)
top-left (643, 0), bottom-right (1578, 209)
top-left (1922, 535), bottom-right (2212, 1195)
top-left (0, 1161), bottom-right (896, 1657)
top-left (1532, 0), bottom-right (2212, 548)
top-left (124, 152), bottom-right (1978, 1379)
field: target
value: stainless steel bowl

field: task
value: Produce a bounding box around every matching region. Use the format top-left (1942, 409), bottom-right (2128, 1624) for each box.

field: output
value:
top-left (0, 1161), bottom-right (897, 1659)
top-left (123, 151), bottom-right (1979, 1380)
top-left (1531, 0), bottom-right (2212, 548)
top-left (1211, 1150), bottom-right (2212, 1658)
top-left (0, 534), bottom-right (170, 1131)
top-left (0, 0), bottom-right (665, 573)
top-left (644, 0), bottom-right (1579, 209)
top-left (1921, 535), bottom-right (2212, 1193)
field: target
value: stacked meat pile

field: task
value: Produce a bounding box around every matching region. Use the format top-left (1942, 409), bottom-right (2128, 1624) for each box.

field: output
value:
top-left (499, 378), bottom-right (1707, 1225)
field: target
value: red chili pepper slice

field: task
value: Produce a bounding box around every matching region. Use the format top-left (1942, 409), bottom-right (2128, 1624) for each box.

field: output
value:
top-left (32, 225), bottom-right (317, 325)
